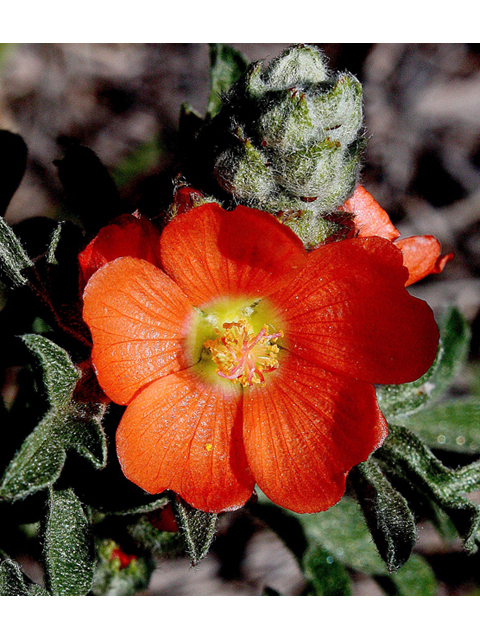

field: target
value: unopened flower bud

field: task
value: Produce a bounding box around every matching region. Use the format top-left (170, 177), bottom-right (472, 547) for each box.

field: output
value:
top-left (183, 44), bottom-right (366, 248)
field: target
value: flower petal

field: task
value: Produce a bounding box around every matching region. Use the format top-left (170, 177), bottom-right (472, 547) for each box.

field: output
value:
top-left (264, 236), bottom-right (439, 384)
top-left (340, 185), bottom-right (400, 241)
top-left (83, 256), bottom-right (194, 405)
top-left (159, 203), bottom-right (307, 307)
top-left (395, 235), bottom-right (454, 286)
top-left (78, 213), bottom-right (161, 288)
top-left (243, 352), bottom-right (387, 513)
top-left (116, 367), bottom-right (254, 513)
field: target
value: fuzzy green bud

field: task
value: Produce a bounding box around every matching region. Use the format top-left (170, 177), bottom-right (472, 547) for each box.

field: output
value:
top-left (185, 44), bottom-right (365, 248)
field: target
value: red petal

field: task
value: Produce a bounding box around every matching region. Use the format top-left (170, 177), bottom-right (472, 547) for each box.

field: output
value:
top-left (243, 352), bottom-right (387, 513)
top-left (116, 367), bottom-right (254, 513)
top-left (395, 236), bottom-right (454, 286)
top-left (78, 213), bottom-right (161, 288)
top-left (159, 203), bottom-right (307, 307)
top-left (83, 257), bottom-right (194, 405)
top-left (265, 237), bottom-right (439, 384)
top-left (341, 186), bottom-right (400, 241)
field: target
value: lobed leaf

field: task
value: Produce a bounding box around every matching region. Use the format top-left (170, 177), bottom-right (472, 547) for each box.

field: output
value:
top-left (43, 487), bottom-right (94, 596)
top-left (377, 307), bottom-right (470, 422)
top-left (173, 496), bottom-right (217, 565)
top-left (350, 458), bottom-right (417, 571)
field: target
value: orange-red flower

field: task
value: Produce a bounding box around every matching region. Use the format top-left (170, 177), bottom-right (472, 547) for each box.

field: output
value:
top-left (81, 203), bottom-right (439, 514)
top-left (340, 186), bottom-right (454, 286)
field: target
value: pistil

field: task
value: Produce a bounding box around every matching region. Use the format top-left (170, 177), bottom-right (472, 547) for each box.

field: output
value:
top-left (204, 319), bottom-right (283, 387)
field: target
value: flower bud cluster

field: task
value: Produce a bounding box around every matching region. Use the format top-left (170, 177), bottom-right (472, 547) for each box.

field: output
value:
top-left (210, 44), bottom-right (365, 247)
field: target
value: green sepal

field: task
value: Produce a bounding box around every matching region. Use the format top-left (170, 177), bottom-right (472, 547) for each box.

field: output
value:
top-left (376, 423), bottom-right (480, 553)
top-left (0, 335), bottom-right (107, 501)
top-left (43, 486), bottom-right (94, 596)
top-left (206, 44), bottom-right (248, 119)
top-left (0, 216), bottom-right (33, 287)
top-left (302, 544), bottom-right (352, 596)
top-left (173, 496), bottom-right (217, 565)
top-left (349, 458), bottom-right (417, 572)
top-left (407, 399), bottom-right (480, 454)
top-left (377, 307), bottom-right (471, 422)
top-left (0, 558), bottom-right (49, 596)
top-left (375, 553), bottom-right (438, 596)
top-left (0, 130), bottom-right (28, 216)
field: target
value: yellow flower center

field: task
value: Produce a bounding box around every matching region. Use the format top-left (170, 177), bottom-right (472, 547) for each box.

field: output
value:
top-left (204, 319), bottom-right (283, 387)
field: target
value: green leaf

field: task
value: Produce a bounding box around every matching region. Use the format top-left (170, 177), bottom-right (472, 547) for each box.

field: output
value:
top-left (376, 423), bottom-right (480, 553)
top-left (0, 558), bottom-right (30, 595)
top-left (377, 308), bottom-right (471, 422)
top-left (302, 544), bottom-right (352, 595)
top-left (0, 558), bottom-right (49, 596)
top-left (23, 333), bottom-right (80, 406)
top-left (376, 553), bottom-right (438, 596)
top-left (0, 215), bottom-right (33, 287)
top-left (296, 496), bottom-right (389, 575)
top-left (350, 458), bottom-right (417, 571)
top-left (173, 496), bottom-right (217, 565)
top-left (206, 44), bottom-right (248, 118)
top-left (407, 399), bottom-right (480, 454)
top-left (0, 335), bottom-right (106, 501)
top-left (43, 487), bottom-right (94, 596)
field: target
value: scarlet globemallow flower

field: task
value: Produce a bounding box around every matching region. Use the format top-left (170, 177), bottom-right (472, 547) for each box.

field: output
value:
top-left (81, 203), bottom-right (439, 514)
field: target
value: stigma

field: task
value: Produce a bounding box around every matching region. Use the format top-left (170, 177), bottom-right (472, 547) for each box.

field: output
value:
top-left (204, 319), bottom-right (283, 387)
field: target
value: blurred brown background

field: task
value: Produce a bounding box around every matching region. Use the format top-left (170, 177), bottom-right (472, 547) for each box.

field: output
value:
top-left (1, 43), bottom-right (479, 595)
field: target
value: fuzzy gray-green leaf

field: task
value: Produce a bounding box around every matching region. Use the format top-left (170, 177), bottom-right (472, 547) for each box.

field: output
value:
top-left (0, 558), bottom-right (49, 595)
top-left (0, 216), bottom-right (33, 286)
top-left (0, 335), bottom-right (106, 501)
top-left (43, 487), bottom-right (94, 596)
top-left (22, 334), bottom-right (80, 408)
top-left (0, 558), bottom-right (30, 595)
top-left (376, 423), bottom-right (480, 553)
top-left (350, 458), bottom-right (417, 571)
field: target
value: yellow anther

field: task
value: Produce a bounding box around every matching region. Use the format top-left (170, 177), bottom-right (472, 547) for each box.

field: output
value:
top-left (204, 319), bottom-right (282, 387)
